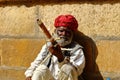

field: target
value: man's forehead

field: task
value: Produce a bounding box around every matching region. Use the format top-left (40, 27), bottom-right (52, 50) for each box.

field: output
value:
top-left (56, 27), bottom-right (70, 30)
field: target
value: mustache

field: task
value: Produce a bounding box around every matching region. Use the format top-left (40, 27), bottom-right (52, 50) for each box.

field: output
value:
top-left (59, 36), bottom-right (69, 40)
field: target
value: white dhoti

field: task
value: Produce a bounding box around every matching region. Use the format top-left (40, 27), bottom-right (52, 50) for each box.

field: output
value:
top-left (32, 64), bottom-right (78, 80)
top-left (32, 65), bottom-right (54, 80)
top-left (58, 64), bottom-right (78, 80)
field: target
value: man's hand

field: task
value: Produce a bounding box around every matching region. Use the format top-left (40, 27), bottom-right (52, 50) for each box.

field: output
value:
top-left (64, 56), bottom-right (70, 64)
top-left (48, 44), bottom-right (64, 62)
top-left (25, 76), bottom-right (32, 80)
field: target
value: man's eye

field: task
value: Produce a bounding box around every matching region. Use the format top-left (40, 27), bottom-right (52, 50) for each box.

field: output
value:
top-left (58, 30), bottom-right (64, 32)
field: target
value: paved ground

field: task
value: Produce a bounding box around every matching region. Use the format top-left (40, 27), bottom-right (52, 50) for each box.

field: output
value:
top-left (111, 77), bottom-right (120, 80)
top-left (104, 77), bottom-right (120, 80)
top-left (102, 72), bottom-right (120, 80)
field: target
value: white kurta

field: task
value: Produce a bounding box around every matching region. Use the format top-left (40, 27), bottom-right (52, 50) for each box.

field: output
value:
top-left (25, 41), bottom-right (85, 80)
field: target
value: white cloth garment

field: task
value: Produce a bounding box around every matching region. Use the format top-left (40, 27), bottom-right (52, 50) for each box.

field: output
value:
top-left (58, 63), bottom-right (78, 80)
top-left (32, 65), bottom-right (54, 80)
top-left (25, 41), bottom-right (85, 80)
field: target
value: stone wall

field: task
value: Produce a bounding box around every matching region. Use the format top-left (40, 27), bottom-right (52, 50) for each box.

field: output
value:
top-left (0, 0), bottom-right (120, 80)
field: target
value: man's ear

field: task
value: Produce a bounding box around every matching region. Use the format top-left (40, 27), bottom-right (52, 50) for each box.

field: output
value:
top-left (52, 29), bottom-right (57, 36)
top-left (54, 29), bottom-right (56, 32)
top-left (54, 29), bottom-right (58, 34)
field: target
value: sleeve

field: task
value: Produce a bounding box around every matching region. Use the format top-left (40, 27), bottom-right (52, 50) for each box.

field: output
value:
top-left (24, 44), bottom-right (49, 77)
top-left (70, 48), bottom-right (85, 75)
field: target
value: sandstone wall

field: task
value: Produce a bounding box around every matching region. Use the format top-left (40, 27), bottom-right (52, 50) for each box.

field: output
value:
top-left (0, 0), bottom-right (120, 80)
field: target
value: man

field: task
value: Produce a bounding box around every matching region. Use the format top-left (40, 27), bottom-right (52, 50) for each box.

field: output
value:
top-left (25, 14), bottom-right (85, 80)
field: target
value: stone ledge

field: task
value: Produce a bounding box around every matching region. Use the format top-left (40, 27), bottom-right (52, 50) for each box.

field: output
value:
top-left (0, 40), bottom-right (2, 66)
top-left (0, 65), bottom-right (26, 70)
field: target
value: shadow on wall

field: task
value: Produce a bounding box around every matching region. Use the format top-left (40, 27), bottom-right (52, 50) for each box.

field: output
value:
top-left (0, 0), bottom-right (120, 7)
top-left (73, 31), bottom-right (103, 80)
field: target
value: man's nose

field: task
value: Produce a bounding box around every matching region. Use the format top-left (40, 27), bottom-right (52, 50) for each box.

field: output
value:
top-left (60, 31), bottom-right (66, 36)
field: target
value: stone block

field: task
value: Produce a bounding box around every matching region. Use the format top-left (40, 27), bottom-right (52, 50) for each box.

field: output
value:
top-left (0, 3), bottom-right (119, 38)
top-left (0, 6), bottom-right (40, 37)
top-left (1, 39), bottom-right (45, 67)
top-left (38, 3), bottom-right (120, 37)
top-left (96, 40), bottom-right (120, 73)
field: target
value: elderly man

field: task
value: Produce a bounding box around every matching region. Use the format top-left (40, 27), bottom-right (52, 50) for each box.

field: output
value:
top-left (25, 14), bottom-right (85, 80)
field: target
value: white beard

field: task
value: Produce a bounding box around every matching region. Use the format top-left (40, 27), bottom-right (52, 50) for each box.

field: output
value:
top-left (53, 33), bottom-right (73, 47)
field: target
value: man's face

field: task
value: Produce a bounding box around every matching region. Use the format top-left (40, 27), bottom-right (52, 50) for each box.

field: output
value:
top-left (54, 27), bottom-right (73, 47)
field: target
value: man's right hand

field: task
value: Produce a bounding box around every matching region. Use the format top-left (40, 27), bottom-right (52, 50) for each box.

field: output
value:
top-left (25, 76), bottom-right (32, 80)
top-left (48, 44), bottom-right (64, 62)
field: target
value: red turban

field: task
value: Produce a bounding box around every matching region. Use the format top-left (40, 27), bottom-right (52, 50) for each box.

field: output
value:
top-left (54, 14), bottom-right (78, 31)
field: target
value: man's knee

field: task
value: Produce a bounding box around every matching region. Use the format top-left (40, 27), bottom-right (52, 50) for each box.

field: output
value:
top-left (59, 64), bottom-right (78, 80)
top-left (61, 64), bottom-right (76, 74)
top-left (32, 65), bottom-right (53, 80)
